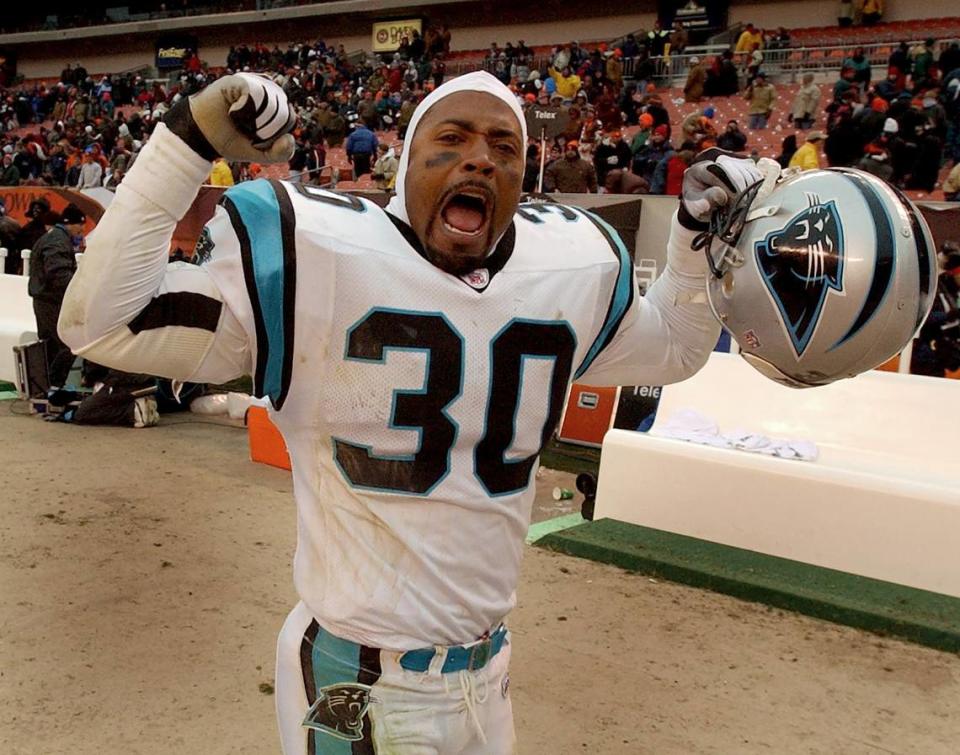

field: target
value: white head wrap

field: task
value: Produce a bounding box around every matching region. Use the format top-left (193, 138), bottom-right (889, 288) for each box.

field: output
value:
top-left (385, 71), bottom-right (527, 227)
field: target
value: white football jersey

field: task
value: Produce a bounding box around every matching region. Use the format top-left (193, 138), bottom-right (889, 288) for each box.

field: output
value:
top-left (187, 178), bottom-right (718, 650)
top-left (61, 124), bottom-right (718, 651)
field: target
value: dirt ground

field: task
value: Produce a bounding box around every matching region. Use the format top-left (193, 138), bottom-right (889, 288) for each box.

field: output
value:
top-left (1, 402), bottom-right (959, 755)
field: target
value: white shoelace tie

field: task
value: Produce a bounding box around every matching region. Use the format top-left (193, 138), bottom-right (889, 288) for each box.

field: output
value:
top-left (443, 668), bottom-right (489, 744)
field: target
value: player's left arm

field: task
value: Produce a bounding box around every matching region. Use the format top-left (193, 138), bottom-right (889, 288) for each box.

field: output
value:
top-left (577, 151), bottom-right (761, 387)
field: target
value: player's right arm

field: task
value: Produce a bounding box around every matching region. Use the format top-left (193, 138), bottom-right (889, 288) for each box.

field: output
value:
top-left (59, 74), bottom-right (295, 384)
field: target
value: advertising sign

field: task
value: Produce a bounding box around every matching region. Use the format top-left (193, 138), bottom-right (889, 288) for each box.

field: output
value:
top-left (523, 105), bottom-right (570, 140)
top-left (155, 34), bottom-right (197, 70)
top-left (372, 19), bottom-right (422, 53)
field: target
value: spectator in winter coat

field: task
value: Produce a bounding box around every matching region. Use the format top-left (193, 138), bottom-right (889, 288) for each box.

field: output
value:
top-left (544, 141), bottom-right (597, 193)
top-left (345, 122), bottom-right (379, 179)
top-left (13, 198), bottom-right (51, 275)
top-left (717, 120), bottom-right (748, 152)
top-left (28, 203), bottom-right (85, 390)
top-left (862, 0), bottom-right (884, 26)
top-left (843, 48), bottom-right (872, 88)
top-left (735, 24), bottom-right (763, 55)
top-left (788, 131), bottom-right (824, 169)
top-left (684, 57), bottom-right (707, 103)
top-left (594, 86), bottom-right (623, 130)
top-left (605, 50), bottom-right (624, 92)
top-left (632, 125), bottom-right (671, 184)
top-left (0, 200), bottom-right (19, 272)
top-left (372, 143), bottom-right (400, 190)
top-left (857, 138), bottom-right (895, 181)
top-left (681, 106), bottom-right (717, 148)
top-left (76, 151), bottom-right (102, 188)
top-left (746, 73), bottom-right (776, 129)
top-left (776, 134), bottom-right (799, 168)
top-left (790, 73), bottom-right (821, 129)
top-left (630, 113), bottom-right (654, 154)
top-left (357, 90), bottom-right (378, 129)
top-left (912, 38), bottom-right (937, 88)
top-left (669, 21), bottom-right (690, 55)
top-left (853, 97), bottom-right (890, 142)
top-left (592, 131), bottom-right (632, 187)
top-left (661, 143), bottom-right (695, 196)
top-left (875, 70), bottom-right (904, 102)
top-left (0, 154), bottom-right (20, 186)
top-left (603, 168), bottom-right (649, 194)
top-left (548, 66), bottom-right (582, 102)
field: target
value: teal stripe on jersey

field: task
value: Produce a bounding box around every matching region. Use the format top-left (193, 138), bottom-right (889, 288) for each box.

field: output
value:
top-left (226, 180), bottom-right (287, 404)
top-left (574, 209), bottom-right (634, 379)
top-left (311, 627), bottom-right (361, 755)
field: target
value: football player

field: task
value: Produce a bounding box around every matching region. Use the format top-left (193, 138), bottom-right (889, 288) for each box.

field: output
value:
top-left (59, 71), bottom-right (757, 753)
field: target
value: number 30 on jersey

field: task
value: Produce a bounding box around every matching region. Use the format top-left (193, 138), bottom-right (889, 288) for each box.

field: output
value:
top-left (332, 308), bottom-right (575, 497)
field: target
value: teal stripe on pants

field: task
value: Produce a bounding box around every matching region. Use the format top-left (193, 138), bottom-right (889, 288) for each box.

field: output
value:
top-left (311, 626), bottom-right (361, 755)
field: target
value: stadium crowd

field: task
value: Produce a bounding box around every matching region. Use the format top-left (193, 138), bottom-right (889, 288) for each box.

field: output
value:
top-left (2, 14), bottom-right (960, 401)
top-left (0, 19), bottom-right (958, 208)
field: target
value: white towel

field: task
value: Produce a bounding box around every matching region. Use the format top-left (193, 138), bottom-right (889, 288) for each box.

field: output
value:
top-left (653, 409), bottom-right (818, 461)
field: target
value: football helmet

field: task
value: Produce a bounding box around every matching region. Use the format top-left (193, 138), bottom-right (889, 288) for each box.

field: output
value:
top-left (699, 167), bottom-right (937, 387)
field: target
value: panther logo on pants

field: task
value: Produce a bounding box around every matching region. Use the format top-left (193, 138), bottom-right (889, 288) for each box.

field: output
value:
top-left (302, 682), bottom-right (374, 741)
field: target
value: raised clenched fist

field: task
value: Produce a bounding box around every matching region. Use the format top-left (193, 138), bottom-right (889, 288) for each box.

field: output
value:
top-left (679, 148), bottom-right (764, 230)
top-left (164, 73), bottom-right (296, 164)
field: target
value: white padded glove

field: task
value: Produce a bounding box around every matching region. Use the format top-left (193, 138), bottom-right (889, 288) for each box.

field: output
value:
top-left (163, 73), bottom-right (296, 164)
top-left (679, 148), bottom-right (763, 230)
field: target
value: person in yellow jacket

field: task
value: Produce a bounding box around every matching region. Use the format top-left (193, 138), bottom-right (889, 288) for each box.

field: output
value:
top-left (735, 23), bottom-right (764, 55)
top-left (208, 156), bottom-right (234, 186)
top-left (548, 65), bottom-right (582, 101)
top-left (788, 131), bottom-right (824, 170)
top-left (862, 0), bottom-right (883, 25)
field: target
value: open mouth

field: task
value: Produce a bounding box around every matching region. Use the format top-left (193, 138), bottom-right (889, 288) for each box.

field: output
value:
top-left (440, 187), bottom-right (491, 237)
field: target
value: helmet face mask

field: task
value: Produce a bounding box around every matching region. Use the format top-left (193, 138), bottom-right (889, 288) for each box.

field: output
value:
top-left (704, 168), bottom-right (937, 388)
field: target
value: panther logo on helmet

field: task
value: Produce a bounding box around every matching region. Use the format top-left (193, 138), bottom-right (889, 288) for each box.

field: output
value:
top-left (754, 196), bottom-right (844, 357)
top-left (706, 168), bottom-right (937, 388)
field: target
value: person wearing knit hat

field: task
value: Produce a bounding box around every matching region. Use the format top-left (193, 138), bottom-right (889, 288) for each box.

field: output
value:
top-left (59, 69), bottom-right (760, 755)
top-left (28, 201), bottom-right (86, 392)
top-left (883, 117), bottom-right (899, 134)
top-left (630, 112), bottom-right (656, 153)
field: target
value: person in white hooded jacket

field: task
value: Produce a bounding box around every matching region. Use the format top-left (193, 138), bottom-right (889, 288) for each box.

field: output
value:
top-left (58, 71), bottom-right (759, 754)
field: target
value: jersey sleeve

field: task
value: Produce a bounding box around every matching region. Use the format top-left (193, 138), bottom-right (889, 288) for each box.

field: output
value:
top-left (203, 179), bottom-right (299, 409)
top-left (574, 210), bottom-right (721, 387)
top-left (59, 123), bottom-right (252, 386)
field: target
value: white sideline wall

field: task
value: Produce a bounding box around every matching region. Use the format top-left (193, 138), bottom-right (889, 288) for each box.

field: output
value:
top-left (0, 273), bottom-right (38, 383)
top-left (594, 352), bottom-right (960, 598)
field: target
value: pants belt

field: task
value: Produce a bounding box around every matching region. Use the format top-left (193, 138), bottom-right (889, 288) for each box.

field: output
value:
top-left (399, 625), bottom-right (507, 674)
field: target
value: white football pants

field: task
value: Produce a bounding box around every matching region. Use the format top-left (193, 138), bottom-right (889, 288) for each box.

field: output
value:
top-left (275, 601), bottom-right (516, 754)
